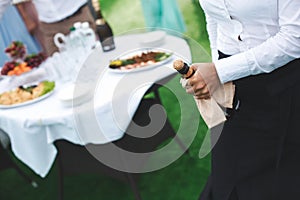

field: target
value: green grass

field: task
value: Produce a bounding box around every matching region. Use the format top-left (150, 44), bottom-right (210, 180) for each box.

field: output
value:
top-left (0, 1), bottom-right (211, 199)
top-left (100, 0), bottom-right (210, 52)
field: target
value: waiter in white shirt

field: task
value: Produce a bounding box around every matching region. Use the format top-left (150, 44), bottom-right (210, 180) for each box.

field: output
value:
top-left (182, 0), bottom-right (300, 199)
top-left (0, 0), bottom-right (96, 56)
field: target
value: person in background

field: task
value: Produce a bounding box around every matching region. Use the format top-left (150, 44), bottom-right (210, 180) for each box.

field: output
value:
top-left (0, 0), bottom-right (97, 57)
top-left (14, 0), bottom-right (46, 54)
top-left (140, 0), bottom-right (186, 33)
top-left (0, 5), bottom-right (41, 67)
top-left (182, 0), bottom-right (300, 199)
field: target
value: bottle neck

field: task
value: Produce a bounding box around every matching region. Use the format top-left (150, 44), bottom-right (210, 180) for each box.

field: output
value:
top-left (173, 60), bottom-right (195, 79)
top-left (183, 68), bottom-right (195, 79)
top-left (95, 9), bottom-right (104, 19)
top-left (96, 18), bottom-right (105, 25)
top-left (92, 0), bottom-right (102, 17)
top-left (92, 0), bottom-right (100, 10)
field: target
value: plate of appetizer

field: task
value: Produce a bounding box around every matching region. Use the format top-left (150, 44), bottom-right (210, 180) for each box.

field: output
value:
top-left (108, 48), bottom-right (173, 73)
top-left (0, 80), bottom-right (55, 109)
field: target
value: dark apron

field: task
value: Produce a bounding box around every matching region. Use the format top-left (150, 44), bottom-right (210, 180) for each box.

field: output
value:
top-left (199, 52), bottom-right (300, 200)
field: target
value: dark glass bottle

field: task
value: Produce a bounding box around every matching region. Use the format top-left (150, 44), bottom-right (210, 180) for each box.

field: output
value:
top-left (91, 0), bottom-right (115, 52)
top-left (173, 59), bottom-right (195, 79)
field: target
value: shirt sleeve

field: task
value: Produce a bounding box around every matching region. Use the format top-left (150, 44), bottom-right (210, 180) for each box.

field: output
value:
top-left (0, 0), bottom-right (12, 19)
top-left (214, 0), bottom-right (300, 84)
top-left (12, 0), bottom-right (30, 4)
top-left (205, 12), bottom-right (218, 62)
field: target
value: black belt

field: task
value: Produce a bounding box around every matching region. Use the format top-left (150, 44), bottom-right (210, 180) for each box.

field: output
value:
top-left (225, 96), bottom-right (240, 119)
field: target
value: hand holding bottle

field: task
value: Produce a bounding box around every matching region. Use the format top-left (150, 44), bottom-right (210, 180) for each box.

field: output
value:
top-left (173, 59), bottom-right (235, 128)
top-left (174, 59), bottom-right (221, 100)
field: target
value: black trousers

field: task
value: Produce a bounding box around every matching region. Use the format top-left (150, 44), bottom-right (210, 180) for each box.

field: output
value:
top-left (199, 52), bottom-right (300, 200)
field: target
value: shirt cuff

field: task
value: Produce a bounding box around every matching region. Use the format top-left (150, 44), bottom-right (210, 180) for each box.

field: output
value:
top-left (211, 48), bottom-right (219, 62)
top-left (214, 51), bottom-right (257, 83)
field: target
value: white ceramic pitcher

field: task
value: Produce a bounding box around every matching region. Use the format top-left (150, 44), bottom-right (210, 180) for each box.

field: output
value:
top-left (53, 32), bottom-right (70, 52)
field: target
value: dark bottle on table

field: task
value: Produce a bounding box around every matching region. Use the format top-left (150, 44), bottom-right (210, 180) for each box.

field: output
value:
top-left (91, 0), bottom-right (115, 52)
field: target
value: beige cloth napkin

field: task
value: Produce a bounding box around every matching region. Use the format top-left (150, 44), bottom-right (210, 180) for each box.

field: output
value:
top-left (181, 79), bottom-right (235, 128)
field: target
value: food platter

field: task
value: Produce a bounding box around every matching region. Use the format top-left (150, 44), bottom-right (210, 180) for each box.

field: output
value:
top-left (0, 90), bottom-right (54, 109)
top-left (0, 66), bottom-right (38, 79)
top-left (0, 81), bottom-right (55, 109)
top-left (108, 48), bottom-right (173, 74)
top-left (1, 41), bottom-right (46, 77)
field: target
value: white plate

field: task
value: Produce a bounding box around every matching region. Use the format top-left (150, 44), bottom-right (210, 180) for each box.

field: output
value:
top-left (0, 90), bottom-right (54, 109)
top-left (139, 31), bottom-right (166, 47)
top-left (108, 49), bottom-right (173, 74)
top-left (57, 83), bottom-right (92, 107)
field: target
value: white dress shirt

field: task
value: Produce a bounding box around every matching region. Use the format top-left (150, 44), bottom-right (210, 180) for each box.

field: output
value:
top-left (32, 0), bottom-right (87, 23)
top-left (199, 0), bottom-right (300, 84)
top-left (0, 0), bottom-right (87, 23)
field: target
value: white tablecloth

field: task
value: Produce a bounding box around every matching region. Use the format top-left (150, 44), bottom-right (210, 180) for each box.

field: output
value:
top-left (0, 32), bottom-right (191, 177)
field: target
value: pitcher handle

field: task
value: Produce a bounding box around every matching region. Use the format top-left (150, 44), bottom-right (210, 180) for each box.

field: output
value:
top-left (53, 33), bottom-right (67, 49)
